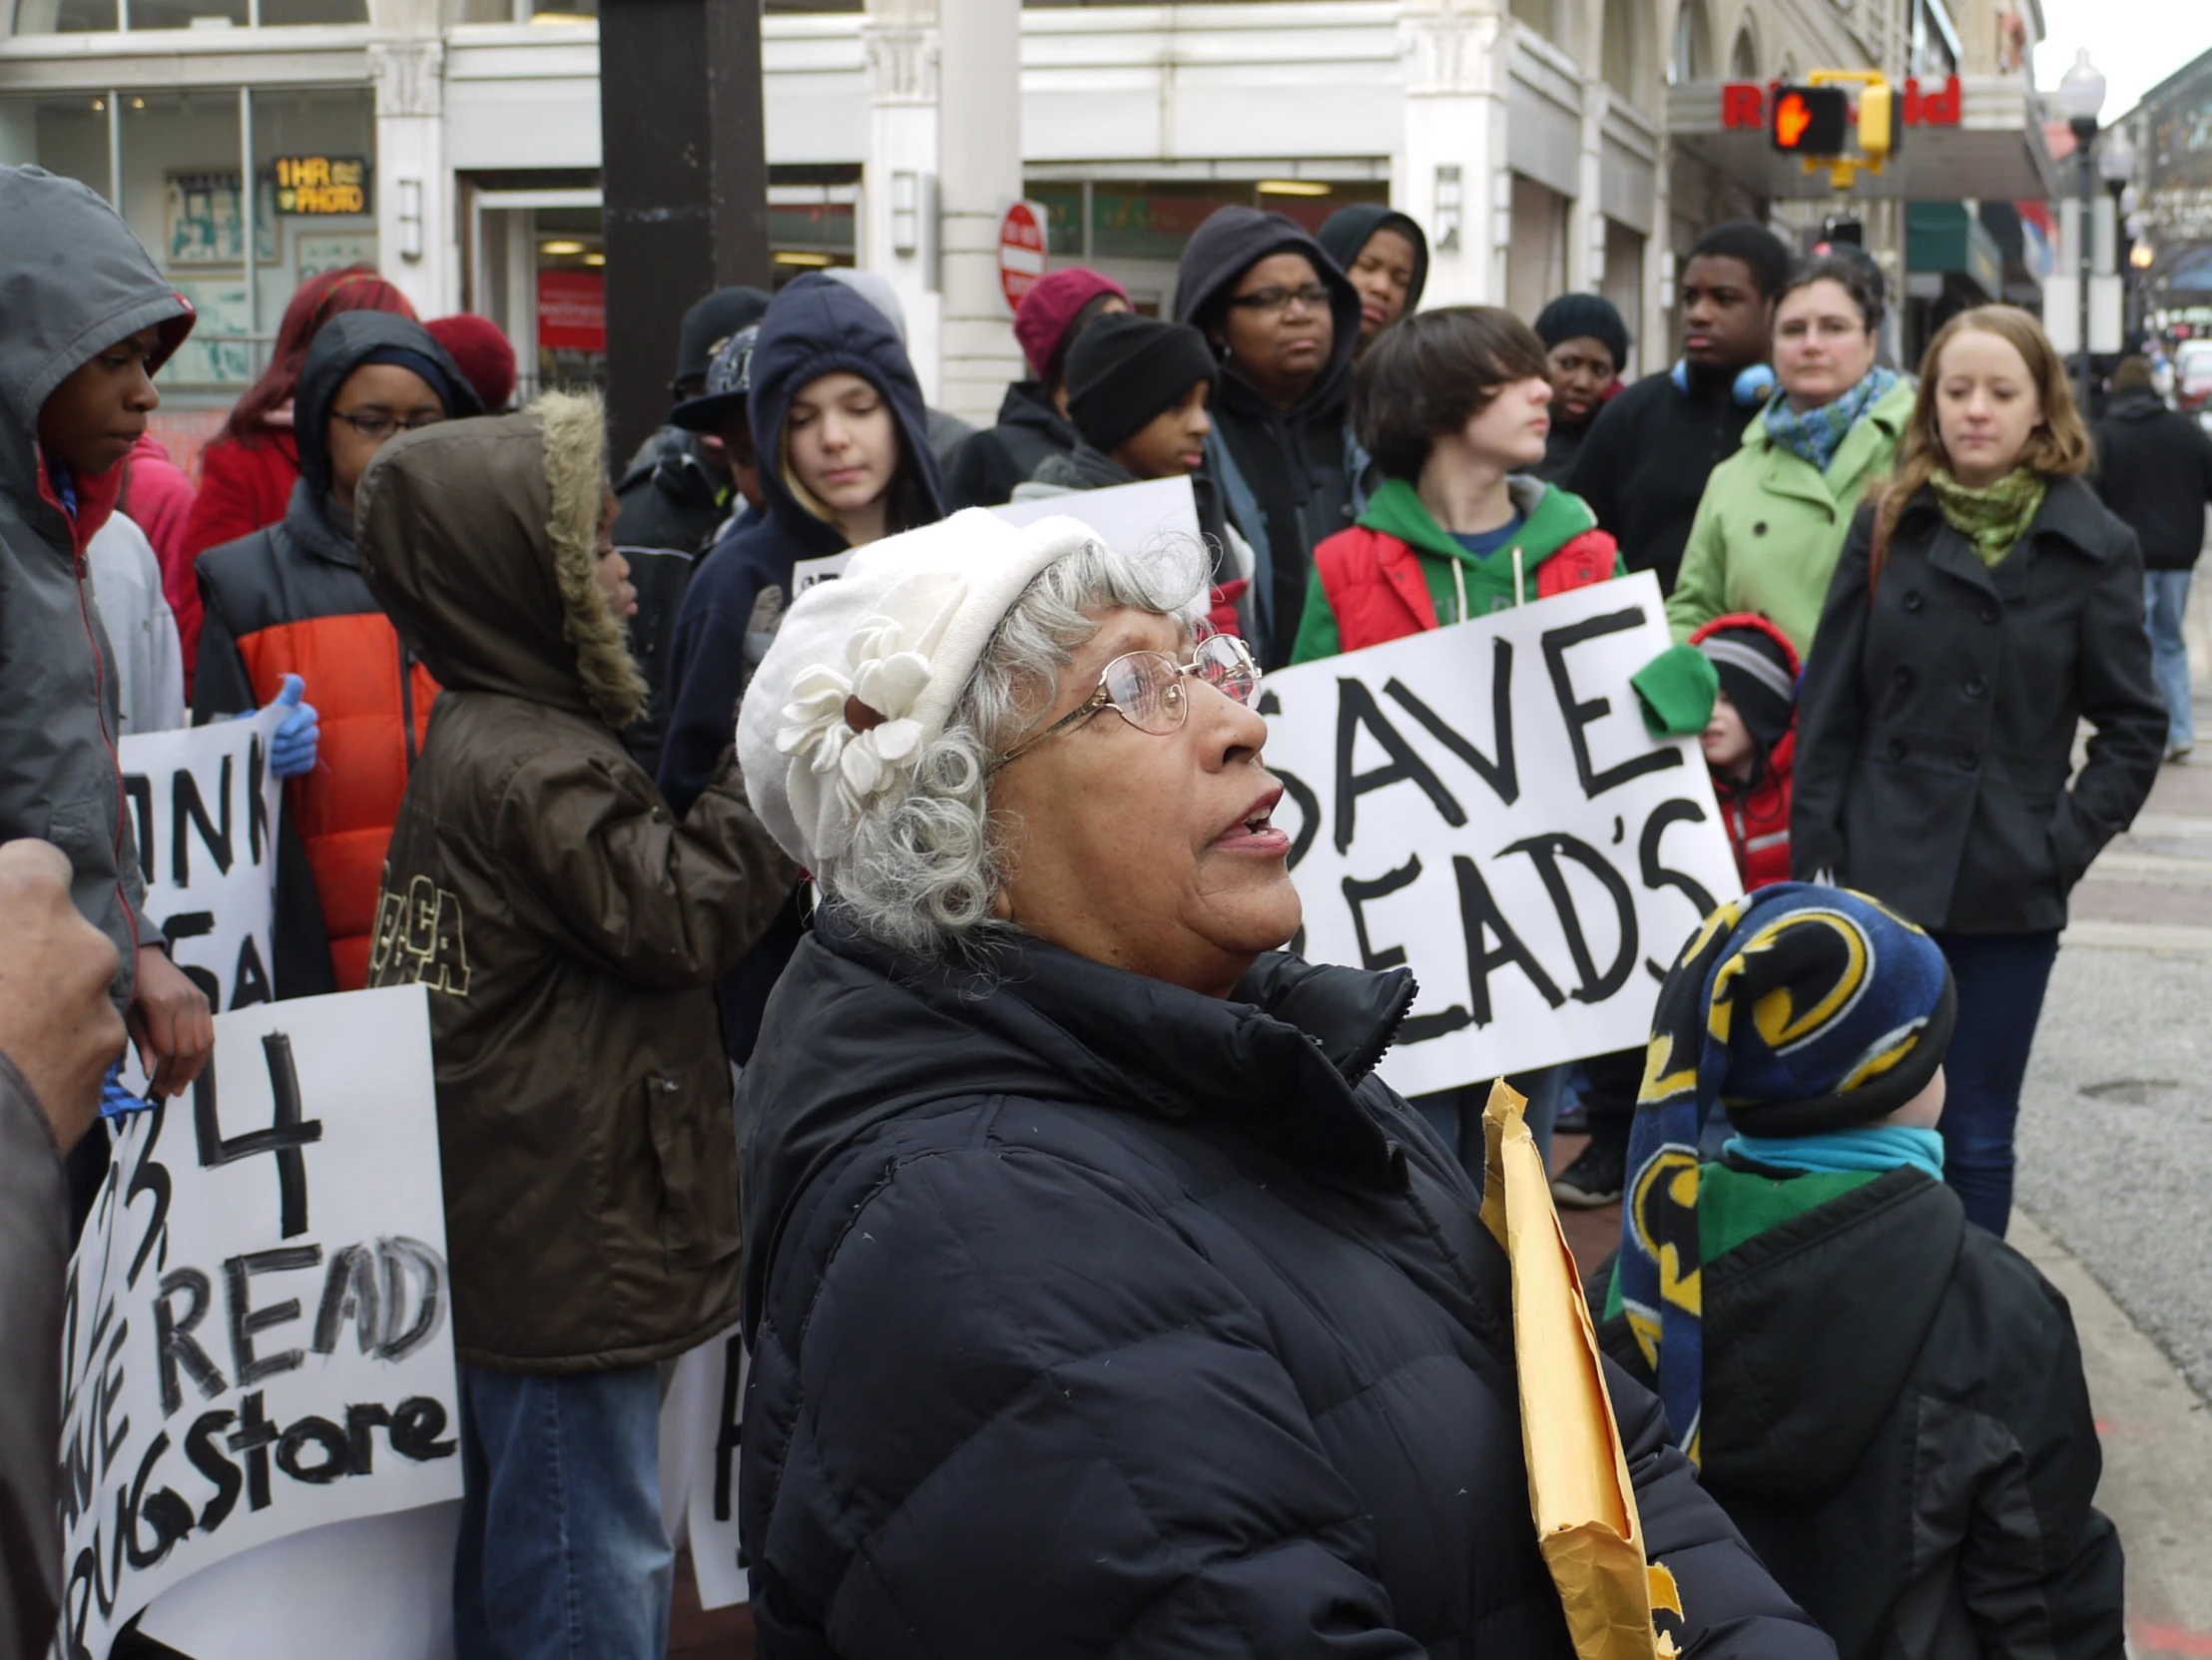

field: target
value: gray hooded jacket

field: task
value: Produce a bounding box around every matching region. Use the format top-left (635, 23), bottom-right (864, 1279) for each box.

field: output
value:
top-left (0, 166), bottom-right (195, 1006)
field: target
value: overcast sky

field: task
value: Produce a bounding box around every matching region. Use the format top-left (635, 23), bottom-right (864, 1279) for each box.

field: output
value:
top-left (2032, 0), bottom-right (2212, 119)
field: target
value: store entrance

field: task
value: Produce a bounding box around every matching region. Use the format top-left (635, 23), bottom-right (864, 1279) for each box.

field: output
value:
top-left (465, 184), bottom-right (606, 402)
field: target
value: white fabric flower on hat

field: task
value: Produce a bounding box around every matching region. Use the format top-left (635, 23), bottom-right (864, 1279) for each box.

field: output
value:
top-left (774, 577), bottom-right (968, 855)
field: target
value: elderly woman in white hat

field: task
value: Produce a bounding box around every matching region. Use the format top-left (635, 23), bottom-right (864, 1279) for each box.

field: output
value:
top-left (730, 510), bottom-right (1826, 1658)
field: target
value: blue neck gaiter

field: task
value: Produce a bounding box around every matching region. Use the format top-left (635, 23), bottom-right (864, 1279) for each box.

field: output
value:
top-left (1724, 1124), bottom-right (1945, 1183)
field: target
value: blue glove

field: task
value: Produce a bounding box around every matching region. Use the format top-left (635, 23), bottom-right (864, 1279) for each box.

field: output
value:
top-left (267, 673), bottom-right (319, 780)
top-left (101, 1059), bottom-right (153, 1120)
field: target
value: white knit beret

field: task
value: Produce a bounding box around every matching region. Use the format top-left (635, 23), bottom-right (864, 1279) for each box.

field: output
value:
top-left (737, 507), bottom-right (1104, 868)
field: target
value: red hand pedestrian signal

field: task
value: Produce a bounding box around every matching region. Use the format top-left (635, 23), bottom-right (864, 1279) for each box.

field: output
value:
top-left (1776, 93), bottom-right (1812, 148)
top-left (1769, 85), bottom-right (1850, 155)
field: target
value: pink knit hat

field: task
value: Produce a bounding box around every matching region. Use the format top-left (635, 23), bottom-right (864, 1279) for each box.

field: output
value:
top-left (1011, 268), bottom-right (1130, 382)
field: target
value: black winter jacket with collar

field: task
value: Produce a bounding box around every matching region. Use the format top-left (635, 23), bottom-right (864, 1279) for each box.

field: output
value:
top-left (1792, 477), bottom-right (2164, 932)
top-left (737, 912), bottom-right (1837, 1658)
top-left (1598, 1167), bottom-right (2123, 1660)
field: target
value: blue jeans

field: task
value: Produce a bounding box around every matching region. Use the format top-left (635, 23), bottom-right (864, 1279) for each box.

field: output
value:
top-left (1930, 930), bottom-right (2060, 1238)
top-left (1416, 1064), bottom-right (1563, 1182)
top-left (2145, 569), bottom-right (2193, 751)
top-left (453, 1362), bottom-right (673, 1660)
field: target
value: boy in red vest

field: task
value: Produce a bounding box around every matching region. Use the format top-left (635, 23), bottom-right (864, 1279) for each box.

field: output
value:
top-left (1293, 305), bottom-right (1626, 656)
top-left (1293, 304), bottom-right (1711, 1175)
top-left (1690, 613), bottom-right (1798, 889)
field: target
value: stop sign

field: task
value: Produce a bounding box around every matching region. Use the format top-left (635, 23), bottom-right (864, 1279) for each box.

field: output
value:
top-left (998, 201), bottom-right (1047, 313)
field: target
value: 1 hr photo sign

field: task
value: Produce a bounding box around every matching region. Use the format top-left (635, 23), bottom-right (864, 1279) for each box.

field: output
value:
top-left (54, 986), bottom-right (458, 1659)
top-left (1261, 573), bottom-right (1743, 1097)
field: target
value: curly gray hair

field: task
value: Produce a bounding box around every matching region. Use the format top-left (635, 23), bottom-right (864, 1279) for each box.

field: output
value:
top-left (817, 535), bottom-right (1210, 957)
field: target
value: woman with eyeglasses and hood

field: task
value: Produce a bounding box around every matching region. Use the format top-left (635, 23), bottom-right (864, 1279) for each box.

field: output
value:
top-left (195, 311), bottom-right (482, 997)
top-left (1176, 206), bottom-right (1372, 670)
top-left (659, 271), bottom-right (946, 1066)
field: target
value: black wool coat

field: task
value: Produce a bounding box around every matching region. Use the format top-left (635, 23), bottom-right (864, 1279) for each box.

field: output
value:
top-left (1598, 1169), bottom-right (2124, 1660)
top-left (2092, 390), bottom-right (2212, 571)
top-left (1792, 477), bottom-right (2164, 932)
top-left (736, 913), bottom-right (1836, 1658)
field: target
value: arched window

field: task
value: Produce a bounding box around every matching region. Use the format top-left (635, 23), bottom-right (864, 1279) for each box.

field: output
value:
top-left (1667, 0), bottom-right (1713, 85)
top-left (1603, 0), bottom-right (1646, 103)
top-left (1729, 23), bottom-right (1758, 78)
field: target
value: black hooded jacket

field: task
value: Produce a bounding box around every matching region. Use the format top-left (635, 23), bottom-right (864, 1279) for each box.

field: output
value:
top-left (944, 378), bottom-right (1080, 508)
top-left (1316, 203), bottom-right (1432, 315)
top-left (1567, 369), bottom-right (1762, 593)
top-left (1598, 1167), bottom-right (2124, 1660)
top-left (1177, 207), bottom-right (1367, 669)
top-left (737, 912), bottom-right (1838, 1658)
top-left (194, 311), bottom-right (481, 996)
top-left (2092, 389), bottom-right (2212, 571)
top-left (658, 275), bottom-right (944, 1063)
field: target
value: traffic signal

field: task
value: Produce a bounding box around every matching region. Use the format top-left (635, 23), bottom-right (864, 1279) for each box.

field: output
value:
top-left (1857, 80), bottom-right (1895, 161)
top-left (1770, 86), bottom-right (1850, 156)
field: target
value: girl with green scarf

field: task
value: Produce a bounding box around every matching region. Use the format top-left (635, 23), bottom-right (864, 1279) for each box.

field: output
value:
top-left (1790, 304), bottom-right (2166, 1239)
top-left (1668, 252), bottom-right (1915, 656)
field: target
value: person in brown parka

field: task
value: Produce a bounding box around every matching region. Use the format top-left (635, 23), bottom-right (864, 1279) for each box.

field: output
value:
top-left (355, 389), bottom-right (795, 1659)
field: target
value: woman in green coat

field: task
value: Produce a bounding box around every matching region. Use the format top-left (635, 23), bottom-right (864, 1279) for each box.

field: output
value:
top-left (1667, 253), bottom-right (1915, 656)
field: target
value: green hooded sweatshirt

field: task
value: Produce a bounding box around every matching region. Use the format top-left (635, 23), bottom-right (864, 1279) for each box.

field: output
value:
top-left (1290, 474), bottom-right (1715, 736)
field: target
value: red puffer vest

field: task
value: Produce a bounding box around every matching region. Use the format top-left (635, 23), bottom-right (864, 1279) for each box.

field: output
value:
top-left (1690, 612), bottom-right (1798, 890)
top-left (1314, 525), bottom-right (1619, 651)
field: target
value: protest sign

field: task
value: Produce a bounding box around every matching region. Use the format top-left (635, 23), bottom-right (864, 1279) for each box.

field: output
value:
top-left (658, 1330), bottom-right (752, 1610)
top-left (786, 479), bottom-right (1205, 601)
top-left (55, 986), bottom-right (458, 1659)
top-left (990, 474), bottom-right (1201, 555)
top-left (120, 712), bottom-right (284, 1015)
top-left (1261, 573), bottom-right (1742, 1096)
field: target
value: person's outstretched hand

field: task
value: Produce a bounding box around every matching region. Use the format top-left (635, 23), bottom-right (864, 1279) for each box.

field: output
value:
top-left (267, 673), bottom-right (319, 780)
top-left (128, 947), bottom-right (213, 1101)
top-left (0, 839), bottom-right (127, 1151)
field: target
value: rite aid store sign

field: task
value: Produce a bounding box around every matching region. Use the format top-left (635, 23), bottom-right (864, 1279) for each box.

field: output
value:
top-left (1719, 75), bottom-right (1962, 133)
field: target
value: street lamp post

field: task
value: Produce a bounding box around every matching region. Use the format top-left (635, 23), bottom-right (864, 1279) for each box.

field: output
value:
top-left (2057, 49), bottom-right (2108, 411)
top-left (2103, 128), bottom-right (2138, 345)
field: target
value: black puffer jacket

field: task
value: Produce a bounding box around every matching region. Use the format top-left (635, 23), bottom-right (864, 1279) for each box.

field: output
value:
top-left (2092, 389), bottom-right (2212, 571)
top-left (1598, 1168), bottom-right (2124, 1660)
top-left (1792, 479), bottom-right (2163, 931)
top-left (738, 913), bottom-right (1835, 1658)
top-left (943, 378), bottom-right (1078, 508)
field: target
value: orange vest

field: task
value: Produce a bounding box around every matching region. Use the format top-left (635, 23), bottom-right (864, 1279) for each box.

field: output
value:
top-left (238, 613), bottom-right (435, 989)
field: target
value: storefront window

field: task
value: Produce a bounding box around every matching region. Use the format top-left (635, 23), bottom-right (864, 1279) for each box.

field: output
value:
top-left (11, 0), bottom-right (361, 35)
top-left (0, 85), bottom-right (376, 393)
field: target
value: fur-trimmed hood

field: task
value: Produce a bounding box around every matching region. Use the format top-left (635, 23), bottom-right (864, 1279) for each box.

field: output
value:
top-left (355, 390), bottom-right (648, 729)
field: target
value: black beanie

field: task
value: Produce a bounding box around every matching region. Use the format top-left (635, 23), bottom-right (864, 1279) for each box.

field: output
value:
top-left (1065, 313), bottom-right (1217, 455)
top-left (1697, 621), bottom-right (1796, 752)
top-left (1533, 292), bottom-right (1631, 368)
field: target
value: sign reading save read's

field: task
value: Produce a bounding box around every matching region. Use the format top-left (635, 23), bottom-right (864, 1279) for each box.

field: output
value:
top-left (1261, 573), bottom-right (1743, 1097)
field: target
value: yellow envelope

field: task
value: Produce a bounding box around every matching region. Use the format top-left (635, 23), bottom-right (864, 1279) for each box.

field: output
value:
top-left (1480, 1082), bottom-right (1682, 1660)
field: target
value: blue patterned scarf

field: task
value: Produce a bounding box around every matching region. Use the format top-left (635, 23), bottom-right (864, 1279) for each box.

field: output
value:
top-left (1761, 364), bottom-right (1902, 474)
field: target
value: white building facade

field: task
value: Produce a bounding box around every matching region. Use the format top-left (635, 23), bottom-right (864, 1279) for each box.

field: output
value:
top-left (0, 0), bottom-right (2047, 421)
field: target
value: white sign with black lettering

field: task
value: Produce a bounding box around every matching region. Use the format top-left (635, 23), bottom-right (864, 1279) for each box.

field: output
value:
top-left (989, 475), bottom-right (1202, 554)
top-left (1261, 574), bottom-right (1743, 1097)
top-left (121, 711), bottom-right (284, 1015)
top-left (54, 986), bottom-right (458, 1659)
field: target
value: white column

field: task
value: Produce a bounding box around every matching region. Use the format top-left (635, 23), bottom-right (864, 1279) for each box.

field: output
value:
top-left (934, 0), bottom-right (1026, 426)
top-left (860, 0), bottom-right (944, 403)
top-left (1644, 162), bottom-right (1672, 366)
top-left (1567, 78), bottom-right (1607, 293)
top-left (368, 38), bottom-right (451, 317)
top-left (1395, 1), bottom-right (1511, 308)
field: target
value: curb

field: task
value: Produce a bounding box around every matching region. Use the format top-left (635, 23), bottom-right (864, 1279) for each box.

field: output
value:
top-left (2010, 1212), bottom-right (2212, 1654)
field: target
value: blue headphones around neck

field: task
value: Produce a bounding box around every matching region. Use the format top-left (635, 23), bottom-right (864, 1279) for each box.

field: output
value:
top-left (1672, 358), bottom-right (1777, 406)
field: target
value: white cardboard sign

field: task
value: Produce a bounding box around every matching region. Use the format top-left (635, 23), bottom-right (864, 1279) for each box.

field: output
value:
top-left (54, 986), bottom-right (459, 1658)
top-left (1260, 573), bottom-right (1743, 1097)
top-left (120, 711), bottom-right (284, 1015)
top-left (658, 1329), bottom-right (752, 1610)
top-left (989, 474), bottom-right (1201, 554)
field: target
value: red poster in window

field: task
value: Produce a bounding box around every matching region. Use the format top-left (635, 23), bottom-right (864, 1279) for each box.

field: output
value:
top-left (537, 269), bottom-right (605, 352)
